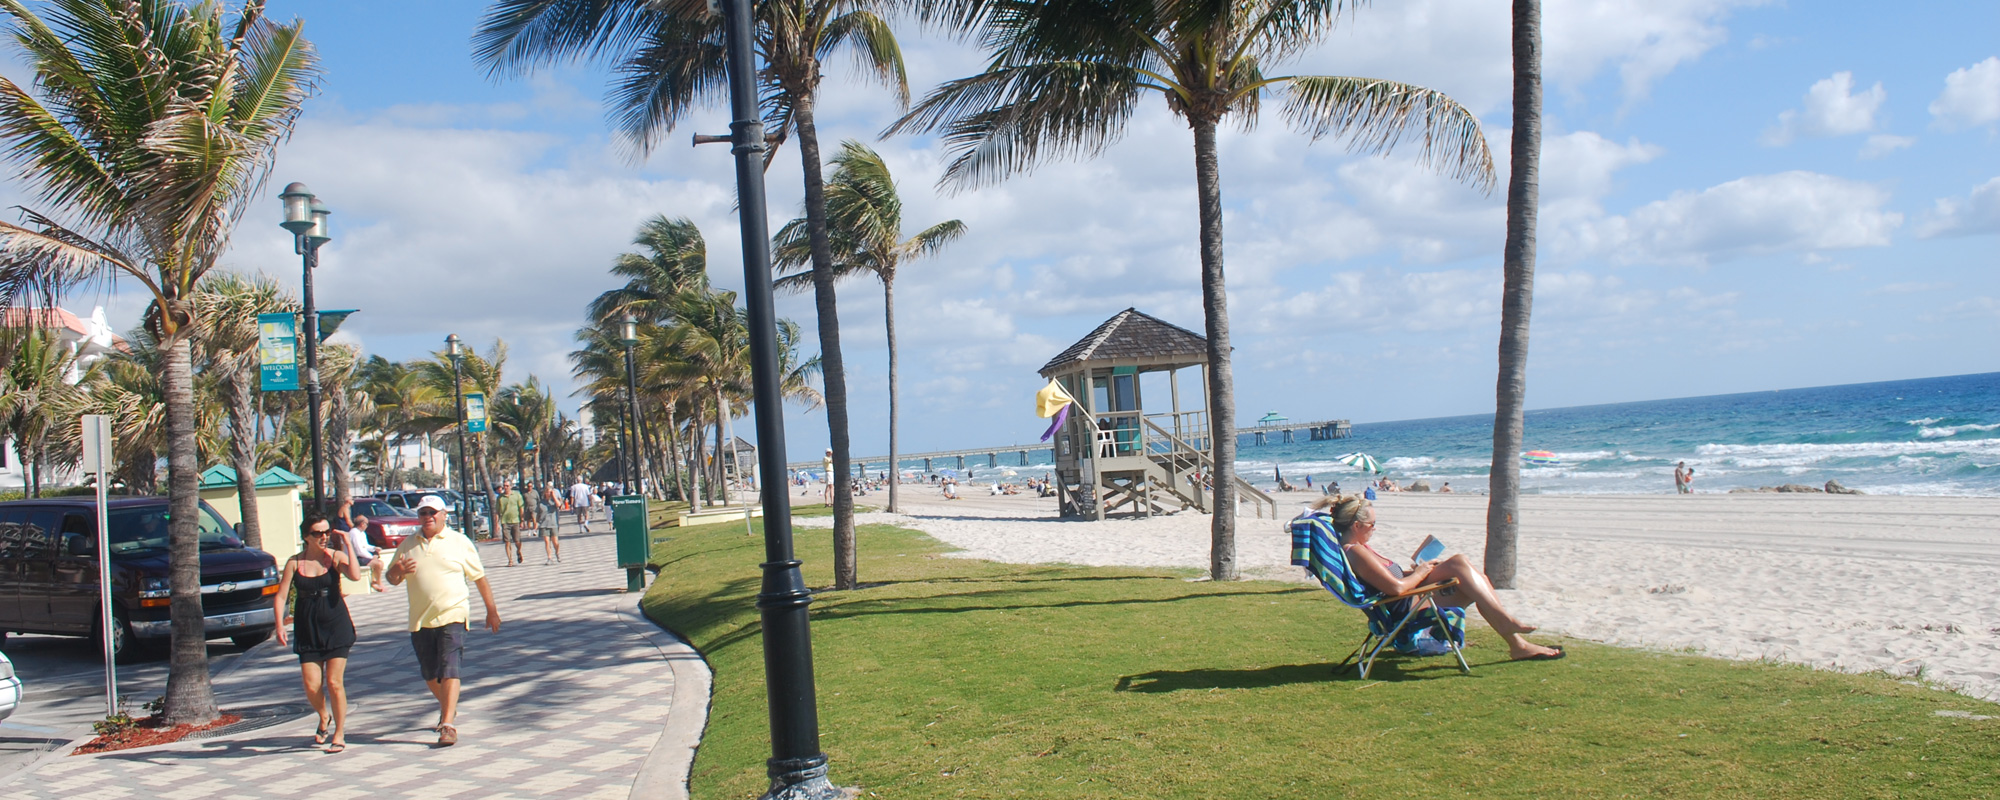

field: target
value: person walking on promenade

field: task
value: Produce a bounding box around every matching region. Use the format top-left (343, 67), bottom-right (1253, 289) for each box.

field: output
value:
top-left (386, 495), bottom-right (502, 747)
top-left (538, 482), bottom-right (564, 563)
top-left (272, 515), bottom-right (364, 752)
top-left (495, 482), bottom-right (525, 566)
top-left (569, 478), bottom-right (594, 533)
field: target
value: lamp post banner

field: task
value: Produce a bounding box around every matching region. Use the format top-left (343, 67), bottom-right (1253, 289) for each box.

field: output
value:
top-left (257, 312), bottom-right (299, 391)
top-left (465, 392), bottom-right (488, 433)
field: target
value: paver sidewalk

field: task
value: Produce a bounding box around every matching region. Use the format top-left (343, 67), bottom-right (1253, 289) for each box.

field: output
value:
top-left (4, 515), bottom-right (706, 800)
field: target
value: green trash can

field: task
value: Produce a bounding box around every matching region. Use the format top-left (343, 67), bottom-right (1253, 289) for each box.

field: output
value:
top-left (611, 494), bottom-right (649, 591)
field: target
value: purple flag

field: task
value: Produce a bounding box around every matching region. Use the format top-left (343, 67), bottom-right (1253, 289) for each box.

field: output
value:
top-left (1040, 404), bottom-right (1070, 442)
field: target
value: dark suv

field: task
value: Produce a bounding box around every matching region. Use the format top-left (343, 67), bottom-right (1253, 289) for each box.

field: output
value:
top-left (0, 496), bottom-right (279, 659)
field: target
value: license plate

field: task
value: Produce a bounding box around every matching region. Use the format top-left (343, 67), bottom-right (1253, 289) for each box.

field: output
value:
top-left (216, 612), bottom-right (250, 628)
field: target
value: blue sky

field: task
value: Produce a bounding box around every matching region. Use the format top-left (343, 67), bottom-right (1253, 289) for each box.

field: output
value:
top-left (12, 0), bottom-right (1999, 461)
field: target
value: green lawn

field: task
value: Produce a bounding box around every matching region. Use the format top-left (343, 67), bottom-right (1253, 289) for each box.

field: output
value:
top-left (642, 515), bottom-right (2000, 799)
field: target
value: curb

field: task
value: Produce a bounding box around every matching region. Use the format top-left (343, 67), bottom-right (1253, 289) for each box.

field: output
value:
top-left (618, 599), bottom-right (713, 800)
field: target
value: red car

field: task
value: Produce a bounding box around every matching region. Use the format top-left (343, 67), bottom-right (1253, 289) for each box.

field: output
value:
top-left (350, 498), bottom-right (423, 549)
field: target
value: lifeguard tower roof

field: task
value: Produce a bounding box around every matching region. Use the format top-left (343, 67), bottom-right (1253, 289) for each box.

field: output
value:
top-left (1038, 308), bottom-right (1207, 378)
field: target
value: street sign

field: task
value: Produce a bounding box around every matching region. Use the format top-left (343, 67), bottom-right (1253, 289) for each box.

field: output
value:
top-left (80, 414), bottom-right (112, 471)
top-left (257, 312), bottom-right (299, 391)
top-left (81, 414), bottom-right (117, 715)
top-left (465, 392), bottom-right (488, 433)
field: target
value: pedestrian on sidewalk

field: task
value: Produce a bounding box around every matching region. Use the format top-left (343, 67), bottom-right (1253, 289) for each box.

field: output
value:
top-left (387, 495), bottom-right (502, 747)
top-left (569, 478), bottom-right (594, 533)
top-left (539, 482), bottom-right (564, 563)
top-left (272, 515), bottom-right (364, 753)
top-left (496, 481), bottom-right (525, 566)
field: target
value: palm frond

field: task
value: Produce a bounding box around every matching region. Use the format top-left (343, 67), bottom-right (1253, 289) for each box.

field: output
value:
top-left (820, 9), bottom-right (909, 108)
top-left (887, 61), bottom-right (1149, 191)
top-left (1280, 75), bottom-right (1496, 191)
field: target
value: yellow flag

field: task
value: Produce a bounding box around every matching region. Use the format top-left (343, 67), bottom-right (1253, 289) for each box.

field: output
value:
top-left (1035, 379), bottom-right (1075, 418)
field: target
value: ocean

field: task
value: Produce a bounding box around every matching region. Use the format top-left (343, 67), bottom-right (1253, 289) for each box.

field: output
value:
top-left (890, 371), bottom-right (2000, 497)
top-left (1235, 371), bottom-right (2000, 496)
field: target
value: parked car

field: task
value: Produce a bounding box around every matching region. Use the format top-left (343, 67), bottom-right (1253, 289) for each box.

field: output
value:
top-left (346, 498), bottom-right (422, 550)
top-left (0, 496), bottom-right (279, 661)
top-left (0, 651), bottom-right (19, 721)
top-left (375, 489), bottom-right (489, 534)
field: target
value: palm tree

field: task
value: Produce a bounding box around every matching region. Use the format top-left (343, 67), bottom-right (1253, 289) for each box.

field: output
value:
top-left (475, 0), bottom-right (911, 583)
top-left (589, 215), bottom-right (711, 325)
top-left (891, 0), bottom-right (1495, 580)
top-left (357, 356), bottom-right (432, 490)
top-left (0, 326), bottom-right (84, 496)
top-left (321, 342), bottom-right (364, 508)
top-left (774, 139), bottom-right (963, 519)
top-left (1484, 0), bottom-right (1541, 589)
top-left (416, 342), bottom-right (511, 533)
top-left (0, 0), bottom-right (317, 724)
top-left (190, 272), bottom-right (296, 549)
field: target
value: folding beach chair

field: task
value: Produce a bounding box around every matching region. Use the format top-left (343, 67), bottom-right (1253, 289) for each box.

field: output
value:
top-left (1290, 513), bottom-right (1471, 678)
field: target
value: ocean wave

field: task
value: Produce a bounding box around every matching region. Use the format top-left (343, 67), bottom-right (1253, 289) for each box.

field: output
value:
top-left (1907, 417), bottom-right (1943, 426)
top-left (1694, 438), bottom-right (2000, 465)
top-left (1919, 422), bottom-right (2000, 439)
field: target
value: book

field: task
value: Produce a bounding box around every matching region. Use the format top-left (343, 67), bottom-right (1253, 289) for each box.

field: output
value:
top-left (1411, 535), bottom-right (1445, 564)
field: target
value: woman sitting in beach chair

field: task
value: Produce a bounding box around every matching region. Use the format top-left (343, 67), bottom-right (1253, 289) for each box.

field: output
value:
top-left (1318, 495), bottom-right (1562, 662)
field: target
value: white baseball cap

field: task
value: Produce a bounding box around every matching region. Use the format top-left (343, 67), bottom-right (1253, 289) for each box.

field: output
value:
top-left (416, 495), bottom-right (449, 513)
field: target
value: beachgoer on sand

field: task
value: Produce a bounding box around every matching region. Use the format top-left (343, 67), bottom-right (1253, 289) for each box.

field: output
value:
top-left (1320, 495), bottom-right (1562, 661)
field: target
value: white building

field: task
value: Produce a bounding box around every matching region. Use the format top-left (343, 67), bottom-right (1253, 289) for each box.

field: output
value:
top-left (1, 306), bottom-right (126, 491)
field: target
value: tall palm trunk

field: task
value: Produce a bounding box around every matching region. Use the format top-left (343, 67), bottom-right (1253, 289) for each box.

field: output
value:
top-left (1484, 0), bottom-right (1542, 589)
top-left (161, 334), bottom-right (218, 724)
top-left (224, 361), bottom-right (263, 549)
top-left (475, 435), bottom-right (498, 535)
top-left (1192, 118), bottom-right (1238, 581)
top-left (689, 403), bottom-right (707, 511)
top-left (884, 277), bottom-right (900, 513)
top-left (664, 406), bottom-right (685, 502)
top-left (328, 383), bottom-right (352, 508)
top-left (713, 386), bottom-right (729, 504)
top-left (796, 92), bottom-right (858, 590)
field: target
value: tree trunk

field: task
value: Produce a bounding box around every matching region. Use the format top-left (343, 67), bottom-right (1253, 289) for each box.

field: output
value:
top-left (795, 90), bottom-right (858, 590)
top-left (689, 402), bottom-right (707, 511)
top-left (225, 360), bottom-right (263, 550)
top-left (1191, 117), bottom-right (1238, 581)
top-left (1485, 0), bottom-right (1542, 590)
top-left (665, 406), bottom-right (685, 502)
top-left (160, 333), bottom-right (218, 724)
top-left (328, 379), bottom-right (352, 509)
top-left (884, 277), bottom-right (899, 514)
top-left (475, 435), bottom-right (498, 536)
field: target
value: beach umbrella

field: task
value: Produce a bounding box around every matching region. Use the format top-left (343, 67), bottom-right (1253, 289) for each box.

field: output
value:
top-left (1522, 450), bottom-right (1561, 465)
top-left (1337, 452), bottom-right (1383, 474)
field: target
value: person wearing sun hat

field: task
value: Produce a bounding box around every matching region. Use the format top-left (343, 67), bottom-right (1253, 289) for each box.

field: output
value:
top-left (386, 494), bottom-right (501, 746)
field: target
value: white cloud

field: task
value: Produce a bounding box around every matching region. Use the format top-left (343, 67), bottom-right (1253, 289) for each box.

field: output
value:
top-left (1858, 134), bottom-right (1915, 159)
top-left (1928, 56), bottom-right (2000, 130)
top-left (1867, 282), bottom-right (1951, 296)
top-left (1917, 176), bottom-right (2000, 239)
top-left (1572, 172), bottom-right (1901, 265)
top-left (1763, 72), bottom-right (1886, 145)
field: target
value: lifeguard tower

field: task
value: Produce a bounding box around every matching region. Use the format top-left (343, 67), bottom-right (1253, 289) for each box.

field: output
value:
top-left (1040, 308), bottom-right (1275, 520)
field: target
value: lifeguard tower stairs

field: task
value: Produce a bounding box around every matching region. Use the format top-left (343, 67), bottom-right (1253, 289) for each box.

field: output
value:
top-left (1040, 308), bottom-right (1276, 520)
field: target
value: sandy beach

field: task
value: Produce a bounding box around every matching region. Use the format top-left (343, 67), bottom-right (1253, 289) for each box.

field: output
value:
top-left (796, 487), bottom-right (2000, 703)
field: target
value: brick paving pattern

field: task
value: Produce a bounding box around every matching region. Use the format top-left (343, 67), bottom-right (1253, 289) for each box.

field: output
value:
top-left (7, 514), bottom-right (680, 799)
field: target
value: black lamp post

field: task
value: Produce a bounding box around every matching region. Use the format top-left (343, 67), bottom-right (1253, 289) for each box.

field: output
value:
top-left (619, 316), bottom-right (642, 496)
top-left (279, 183), bottom-right (331, 512)
top-left (699, 0), bottom-right (833, 795)
top-left (447, 333), bottom-right (472, 535)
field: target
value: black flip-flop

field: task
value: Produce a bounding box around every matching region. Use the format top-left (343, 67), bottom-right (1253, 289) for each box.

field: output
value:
top-left (313, 723), bottom-right (330, 745)
top-left (1515, 648), bottom-right (1566, 661)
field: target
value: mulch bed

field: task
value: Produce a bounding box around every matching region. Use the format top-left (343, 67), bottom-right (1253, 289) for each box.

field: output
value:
top-left (72, 713), bottom-right (243, 755)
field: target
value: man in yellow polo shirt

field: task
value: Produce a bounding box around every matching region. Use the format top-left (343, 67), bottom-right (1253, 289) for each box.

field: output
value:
top-left (387, 495), bottom-right (501, 746)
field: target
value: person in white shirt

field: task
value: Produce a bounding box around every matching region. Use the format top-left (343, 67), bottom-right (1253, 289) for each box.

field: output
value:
top-left (569, 479), bottom-right (594, 533)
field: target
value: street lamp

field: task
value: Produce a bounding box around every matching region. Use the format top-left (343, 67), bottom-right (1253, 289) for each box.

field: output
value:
top-left (279, 183), bottom-right (332, 512)
top-left (447, 333), bottom-right (472, 535)
top-left (700, 1), bottom-right (834, 795)
top-left (619, 316), bottom-right (642, 497)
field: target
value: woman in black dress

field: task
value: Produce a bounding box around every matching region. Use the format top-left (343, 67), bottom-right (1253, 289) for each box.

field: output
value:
top-left (273, 516), bottom-right (363, 752)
